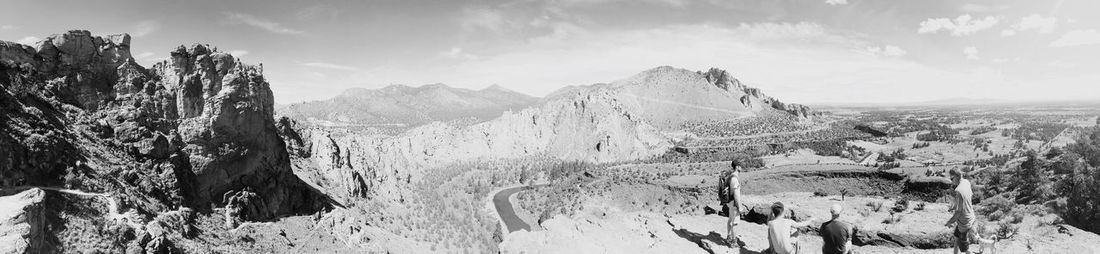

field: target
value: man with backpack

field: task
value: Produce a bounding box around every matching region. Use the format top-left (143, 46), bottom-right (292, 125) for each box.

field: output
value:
top-left (719, 160), bottom-right (745, 247)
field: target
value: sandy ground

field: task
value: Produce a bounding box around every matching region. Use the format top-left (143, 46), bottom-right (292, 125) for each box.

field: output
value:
top-left (761, 149), bottom-right (855, 167)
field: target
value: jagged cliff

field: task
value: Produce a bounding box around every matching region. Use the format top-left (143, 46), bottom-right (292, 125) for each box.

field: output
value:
top-left (699, 68), bottom-right (815, 119)
top-left (285, 85), bottom-right (672, 203)
top-left (1, 30), bottom-right (328, 252)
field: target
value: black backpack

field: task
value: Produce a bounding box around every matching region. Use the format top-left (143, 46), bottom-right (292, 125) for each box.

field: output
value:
top-left (718, 169), bottom-right (734, 203)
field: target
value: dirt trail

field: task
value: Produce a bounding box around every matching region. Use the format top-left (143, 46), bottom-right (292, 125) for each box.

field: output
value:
top-left (1, 186), bottom-right (140, 228)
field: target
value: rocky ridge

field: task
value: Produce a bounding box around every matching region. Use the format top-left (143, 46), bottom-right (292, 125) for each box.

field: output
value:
top-left (1, 30), bottom-right (329, 252)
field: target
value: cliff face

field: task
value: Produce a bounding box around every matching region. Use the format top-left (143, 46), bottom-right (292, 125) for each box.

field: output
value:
top-left (0, 30), bottom-right (326, 224)
top-left (288, 79), bottom-right (673, 203)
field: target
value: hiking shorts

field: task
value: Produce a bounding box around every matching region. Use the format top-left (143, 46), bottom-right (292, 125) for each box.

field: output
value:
top-left (727, 202), bottom-right (741, 218)
top-left (954, 226), bottom-right (970, 252)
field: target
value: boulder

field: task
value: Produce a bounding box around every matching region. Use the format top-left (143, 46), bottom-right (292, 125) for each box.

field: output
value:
top-left (143, 236), bottom-right (179, 254)
top-left (223, 189), bottom-right (269, 228)
top-left (136, 134), bottom-right (171, 159)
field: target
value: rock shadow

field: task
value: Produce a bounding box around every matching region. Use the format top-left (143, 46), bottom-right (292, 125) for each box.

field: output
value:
top-left (672, 228), bottom-right (763, 254)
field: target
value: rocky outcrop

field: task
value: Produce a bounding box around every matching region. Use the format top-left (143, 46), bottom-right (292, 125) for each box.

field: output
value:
top-left (223, 189), bottom-right (268, 228)
top-left (699, 67), bottom-right (817, 119)
top-left (701, 68), bottom-right (746, 92)
top-left (0, 189), bottom-right (50, 253)
top-left (0, 30), bottom-right (328, 222)
top-left (148, 43), bottom-right (325, 217)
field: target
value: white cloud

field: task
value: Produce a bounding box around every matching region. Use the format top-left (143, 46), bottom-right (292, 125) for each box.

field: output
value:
top-left (223, 12), bottom-right (305, 35)
top-left (1000, 29), bottom-right (1016, 36)
top-left (296, 4), bottom-right (340, 20)
top-left (1006, 14), bottom-right (1057, 34)
top-left (963, 46), bottom-right (979, 60)
top-left (303, 62), bottom-right (357, 71)
top-left (1050, 29), bottom-right (1100, 47)
top-left (867, 45), bottom-right (906, 57)
top-left (228, 50), bottom-right (249, 57)
top-left (554, 0), bottom-right (688, 8)
top-left (736, 22), bottom-right (826, 40)
top-left (15, 36), bottom-right (40, 45)
top-left (440, 47), bottom-right (478, 60)
top-left (460, 7), bottom-right (508, 34)
top-left (132, 20), bottom-right (160, 37)
top-left (918, 15), bottom-right (1000, 36)
top-left (825, 0), bottom-right (848, 6)
top-left (0, 25), bottom-right (16, 31)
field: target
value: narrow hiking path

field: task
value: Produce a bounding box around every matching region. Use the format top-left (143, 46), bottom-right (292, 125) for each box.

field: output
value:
top-left (1, 186), bottom-right (141, 228)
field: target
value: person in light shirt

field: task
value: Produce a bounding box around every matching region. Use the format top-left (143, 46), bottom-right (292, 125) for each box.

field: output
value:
top-left (945, 167), bottom-right (976, 254)
top-left (767, 202), bottom-right (817, 254)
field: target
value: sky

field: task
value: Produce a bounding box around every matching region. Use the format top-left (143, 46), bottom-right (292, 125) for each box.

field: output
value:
top-left (1, 0), bottom-right (1098, 104)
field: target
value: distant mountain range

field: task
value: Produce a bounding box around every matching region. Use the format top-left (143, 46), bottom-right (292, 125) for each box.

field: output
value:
top-left (277, 84), bottom-right (539, 127)
top-left (279, 66), bottom-right (816, 131)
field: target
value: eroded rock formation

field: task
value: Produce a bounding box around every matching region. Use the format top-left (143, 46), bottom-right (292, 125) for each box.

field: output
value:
top-left (0, 30), bottom-right (328, 228)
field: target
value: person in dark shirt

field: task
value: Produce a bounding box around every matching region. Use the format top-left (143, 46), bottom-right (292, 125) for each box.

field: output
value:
top-left (819, 204), bottom-right (854, 254)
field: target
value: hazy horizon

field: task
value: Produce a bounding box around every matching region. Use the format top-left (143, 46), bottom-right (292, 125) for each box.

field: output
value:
top-left (3, 0), bottom-right (1098, 104)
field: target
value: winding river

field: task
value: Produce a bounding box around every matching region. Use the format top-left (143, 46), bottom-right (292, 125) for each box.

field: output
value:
top-left (492, 184), bottom-right (547, 232)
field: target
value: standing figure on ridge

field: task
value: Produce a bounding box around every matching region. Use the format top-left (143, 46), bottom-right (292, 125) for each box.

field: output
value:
top-left (945, 167), bottom-right (977, 254)
top-left (719, 160), bottom-right (746, 248)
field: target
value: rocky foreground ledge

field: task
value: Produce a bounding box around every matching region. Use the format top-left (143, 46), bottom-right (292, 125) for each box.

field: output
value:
top-left (501, 192), bottom-right (1100, 254)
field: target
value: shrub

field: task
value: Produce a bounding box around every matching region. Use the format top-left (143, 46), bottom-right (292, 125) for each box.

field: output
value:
top-left (996, 221), bottom-right (1019, 239)
top-left (1007, 211), bottom-right (1025, 224)
top-left (979, 194), bottom-right (1016, 218)
top-left (988, 210), bottom-right (1005, 221)
top-left (892, 199), bottom-right (909, 213)
top-left (882, 212), bottom-right (902, 224)
top-left (867, 201), bottom-right (884, 212)
top-left (914, 202), bottom-right (926, 211)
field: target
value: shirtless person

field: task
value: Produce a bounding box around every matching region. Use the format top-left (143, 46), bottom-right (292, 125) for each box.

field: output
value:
top-left (720, 160), bottom-right (745, 247)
